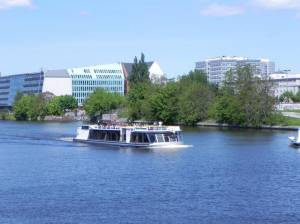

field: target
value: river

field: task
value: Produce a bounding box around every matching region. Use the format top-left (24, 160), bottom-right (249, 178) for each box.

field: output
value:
top-left (1, 121), bottom-right (300, 224)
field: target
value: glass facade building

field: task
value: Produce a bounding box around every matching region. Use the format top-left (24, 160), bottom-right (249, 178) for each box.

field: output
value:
top-left (0, 64), bottom-right (125, 107)
top-left (0, 72), bottom-right (44, 107)
top-left (68, 63), bottom-right (125, 105)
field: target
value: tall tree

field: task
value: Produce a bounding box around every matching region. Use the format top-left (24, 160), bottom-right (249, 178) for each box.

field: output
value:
top-left (129, 53), bottom-right (150, 84)
top-left (215, 66), bottom-right (275, 126)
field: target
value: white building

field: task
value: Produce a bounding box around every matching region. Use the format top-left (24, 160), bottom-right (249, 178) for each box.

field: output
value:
top-left (42, 70), bottom-right (72, 96)
top-left (270, 72), bottom-right (300, 97)
top-left (195, 56), bottom-right (275, 85)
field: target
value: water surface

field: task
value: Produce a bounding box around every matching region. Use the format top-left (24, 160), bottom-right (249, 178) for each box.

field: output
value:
top-left (0, 121), bottom-right (300, 224)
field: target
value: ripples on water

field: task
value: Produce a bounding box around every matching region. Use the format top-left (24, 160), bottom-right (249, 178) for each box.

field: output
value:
top-left (1, 121), bottom-right (300, 224)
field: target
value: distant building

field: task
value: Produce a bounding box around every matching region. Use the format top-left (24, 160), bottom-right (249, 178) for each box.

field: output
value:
top-left (195, 56), bottom-right (275, 85)
top-left (0, 60), bottom-right (166, 107)
top-left (270, 72), bottom-right (300, 97)
top-left (0, 64), bottom-right (125, 107)
top-left (0, 72), bottom-right (44, 107)
top-left (68, 63), bottom-right (125, 105)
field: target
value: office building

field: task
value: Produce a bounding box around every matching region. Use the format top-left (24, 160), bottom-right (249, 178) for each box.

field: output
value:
top-left (195, 56), bottom-right (275, 84)
top-left (0, 61), bottom-right (165, 107)
top-left (0, 64), bottom-right (125, 107)
top-left (270, 72), bottom-right (300, 97)
top-left (68, 63), bottom-right (125, 105)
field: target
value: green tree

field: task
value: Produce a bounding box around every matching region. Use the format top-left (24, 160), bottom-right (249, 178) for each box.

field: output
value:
top-left (47, 97), bottom-right (62, 116)
top-left (84, 89), bottom-right (124, 120)
top-left (129, 53), bottom-right (150, 84)
top-left (126, 82), bottom-right (153, 121)
top-left (214, 66), bottom-right (276, 126)
top-left (179, 70), bottom-right (208, 86)
top-left (148, 83), bottom-right (179, 124)
top-left (14, 95), bottom-right (30, 121)
top-left (58, 95), bottom-right (77, 112)
top-left (13, 94), bottom-right (48, 121)
top-left (46, 95), bottom-right (77, 116)
top-left (178, 83), bottom-right (214, 125)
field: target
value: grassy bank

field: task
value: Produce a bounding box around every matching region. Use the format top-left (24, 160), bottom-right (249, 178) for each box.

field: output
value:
top-left (277, 117), bottom-right (300, 126)
top-left (0, 113), bottom-right (15, 121)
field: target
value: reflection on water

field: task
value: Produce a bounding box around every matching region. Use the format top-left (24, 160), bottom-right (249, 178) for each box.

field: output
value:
top-left (1, 121), bottom-right (300, 224)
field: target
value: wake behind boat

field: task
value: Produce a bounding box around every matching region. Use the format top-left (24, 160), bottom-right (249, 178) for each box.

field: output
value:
top-left (289, 128), bottom-right (300, 146)
top-left (73, 122), bottom-right (184, 148)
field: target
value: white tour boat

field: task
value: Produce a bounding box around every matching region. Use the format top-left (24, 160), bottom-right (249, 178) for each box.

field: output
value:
top-left (289, 128), bottom-right (300, 146)
top-left (73, 122), bottom-right (184, 148)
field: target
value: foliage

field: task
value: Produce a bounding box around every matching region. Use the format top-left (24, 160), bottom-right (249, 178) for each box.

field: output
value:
top-left (178, 85), bottom-right (214, 125)
top-left (126, 69), bottom-right (216, 125)
top-left (47, 97), bottom-right (63, 116)
top-left (148, 83), bottom-right (179, 124)
top-left (279, 91), bottom-right (300, 103)
top-left (177, 70), bottom-right (216, 125)
top-left (14, 94), bottom-right (48, 121)
top-left (179, 70), bottom-right (208, 86)
top-left (83, 89), bottom-right (124, 120)
top-left (129, 53), bottom-right (150, 84)
top-left (126, 82), bottom-right (153, 121)
top-left (47, 95), bottom-right (78, 116)
top-left (58, 95), bottom-right (78, 111)
top-left (13, 94), bottom-right (77, 121)
top-left (214, 66), bottom-right (276, 126)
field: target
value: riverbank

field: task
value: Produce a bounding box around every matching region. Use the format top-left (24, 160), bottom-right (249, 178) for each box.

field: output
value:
top-left (197, 121), bottom-right (299, 131)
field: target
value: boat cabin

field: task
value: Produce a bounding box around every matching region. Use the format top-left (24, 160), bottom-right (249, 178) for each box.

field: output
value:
top-left (77, 124), bottom-right (182, 145)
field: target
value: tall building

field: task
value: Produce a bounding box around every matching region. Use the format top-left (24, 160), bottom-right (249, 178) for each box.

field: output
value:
top-left (195, 56), bottom-right (275, 84)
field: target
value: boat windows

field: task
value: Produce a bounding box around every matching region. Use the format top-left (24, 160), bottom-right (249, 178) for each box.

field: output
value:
top-left (164, 132), bottom-right (178, 142)
top-left (156, 134), bottom-right (165, 143)
top-left (89, 130), bottom-right (120, 141)
top-left (131, 133), bottom-right (149, 143)
top-left (148, 134), bottom-right (156, 143)
top-left (146, 132), bottom-right (179, 143)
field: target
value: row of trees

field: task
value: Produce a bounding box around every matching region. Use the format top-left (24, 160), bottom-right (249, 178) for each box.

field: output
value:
top-left (213, 67), bottom-right (276, 126)
top-left (10, 54), bottom-right (277, 126)
top-left (82, 54), bottom-right (277, 126)
top-left (13, 93), bottom-right (77, 121)
top-left (126, 70), bottom-right (216, 125)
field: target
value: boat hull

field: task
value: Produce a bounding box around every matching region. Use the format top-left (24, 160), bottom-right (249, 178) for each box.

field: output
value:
top-left (73, 138), bottom-right (183, 148)
top-left (290, 141), bottom-right (300, 147)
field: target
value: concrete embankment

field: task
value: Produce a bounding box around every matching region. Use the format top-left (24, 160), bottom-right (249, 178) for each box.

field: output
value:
top-left (197, 122), bottom-right (299, 131)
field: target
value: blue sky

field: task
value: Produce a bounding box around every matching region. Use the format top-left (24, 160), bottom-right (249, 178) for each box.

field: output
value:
top-left (0, 0), bottom-right (300, 77)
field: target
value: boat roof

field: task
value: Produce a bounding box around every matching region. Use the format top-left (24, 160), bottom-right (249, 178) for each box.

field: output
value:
top-left (87, 124), bottom-right (181, 132)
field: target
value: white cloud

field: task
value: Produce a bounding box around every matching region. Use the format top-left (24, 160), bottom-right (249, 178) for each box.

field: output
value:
top-left (200, 3), bottom-right (245, 17)
top-left (0, 0), bottom-right (33, 10)
top-left (253, 0), bottom-right (300, 9)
